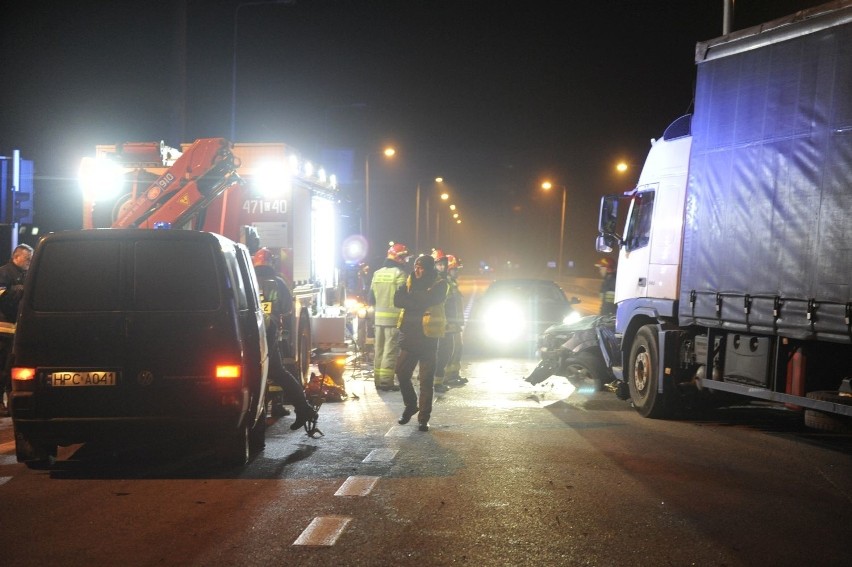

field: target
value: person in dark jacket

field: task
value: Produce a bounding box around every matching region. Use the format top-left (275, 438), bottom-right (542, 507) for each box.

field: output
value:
top-left (393, 254), bottom-right (448, 432)
top-left (0, 243), bottom-right (33, 416)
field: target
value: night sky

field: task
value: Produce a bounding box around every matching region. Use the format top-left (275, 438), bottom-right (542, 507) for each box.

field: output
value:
top-left (0, 0), bottom-right (828, 274)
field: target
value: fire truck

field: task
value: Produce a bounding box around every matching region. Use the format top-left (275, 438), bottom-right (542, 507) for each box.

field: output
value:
top-left (79, 137), bottom-right (349, 383)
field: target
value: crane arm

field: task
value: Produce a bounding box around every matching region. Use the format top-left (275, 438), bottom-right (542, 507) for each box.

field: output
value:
top-left (111, 138), bottom-right (241, 229)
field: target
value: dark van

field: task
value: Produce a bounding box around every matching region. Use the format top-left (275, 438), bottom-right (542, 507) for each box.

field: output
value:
top-left (9, 229), bottom-right (268, 468)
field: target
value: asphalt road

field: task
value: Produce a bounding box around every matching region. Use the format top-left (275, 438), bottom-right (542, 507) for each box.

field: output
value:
top-left (2, 347), bottom-right (851, 566)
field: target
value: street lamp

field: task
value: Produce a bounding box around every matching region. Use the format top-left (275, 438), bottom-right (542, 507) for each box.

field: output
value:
top-left (541, 181), bottom-right (567, 278)
top-left (365, 146), bottom-right (396, 241)
top-left (231, 0), bottom-right (296, 141)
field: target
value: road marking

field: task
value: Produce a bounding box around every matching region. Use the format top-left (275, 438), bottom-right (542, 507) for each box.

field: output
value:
top-left (0, 476), bottom-right (11, 486)
top-left (335, 475), bottom-right (379, 497)
top-left (385, 425), bottom-right (414, 437)
top-left (362, 448), bottom-right (398, 462)
top-left (292, 515), bottom-right (352, 546)
top-left (0, 441), bottom-right (15, 453)
top-left (0, 455), bottom-right (17, 466)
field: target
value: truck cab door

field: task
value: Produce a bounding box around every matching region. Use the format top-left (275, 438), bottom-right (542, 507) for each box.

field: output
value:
top-left (616, 189), bottom-right (656, 303)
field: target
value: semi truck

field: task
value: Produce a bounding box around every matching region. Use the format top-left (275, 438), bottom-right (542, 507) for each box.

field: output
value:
top-left (596, 1), bottom-right (852, 429)
top-left (79, 138), bottom-right (348, 383)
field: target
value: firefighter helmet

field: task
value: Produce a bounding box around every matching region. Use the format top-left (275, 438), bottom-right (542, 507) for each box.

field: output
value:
top-left (431, 248), bottom-right (446, 261)
top-left (447, 254), bottom-right (461, 270)
top-left (387, 242), bottom-right (410, 263)
top-left (595, 257), bottom-right (615, 272)
top-left (253, 247), bottom-right (274, 267)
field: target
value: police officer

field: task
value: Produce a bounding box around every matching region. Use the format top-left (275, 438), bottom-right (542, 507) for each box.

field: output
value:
top-left (0, 244), bottom-right (33, 416)
top-left (394, 254), bottom-right (448, 432)
top-left (369, 242), bottom-right (410, 391)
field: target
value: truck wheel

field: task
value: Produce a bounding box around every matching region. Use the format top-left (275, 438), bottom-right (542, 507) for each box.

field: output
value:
top-left (220, 421), bottom-right (250, 467)
top-left (804, 391), bottom-right (852, 433)
top-left (628, 325), bottom-right (673, 418)
top-left (15, 431), bottom-right (57, 470)
top-left (297, 311), bottom-right (312, 385)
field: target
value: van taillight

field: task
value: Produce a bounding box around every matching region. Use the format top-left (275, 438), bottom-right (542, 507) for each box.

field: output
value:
top-left (12, 367), bottom-right (36, 381)
top-left (216, 365), bottom-right (241, 380)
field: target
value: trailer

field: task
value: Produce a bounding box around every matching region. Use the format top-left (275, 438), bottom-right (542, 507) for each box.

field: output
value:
top-left (597, 1), bottom-right (852, 430)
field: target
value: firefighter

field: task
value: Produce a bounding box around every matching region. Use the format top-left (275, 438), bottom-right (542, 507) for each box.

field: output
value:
top-left (596, 257), bottom-right (617, 315)
top-left (0, 243), bottom-right (32, 416)
top-left (442, 254), bottom-right (467, 387)
top-left (368, 242), bottom-right (410, 391)
top-left (253, 248), bottom-right (318, 431)
top-left (431, 249), bottom-right (453, 392)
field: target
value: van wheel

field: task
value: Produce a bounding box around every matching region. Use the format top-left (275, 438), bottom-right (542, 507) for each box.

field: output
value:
top-left (15, 431), bottom-right (57, 470)
top-left (628, 325), bottom-right (673, 419)
top-left (249, 413), bottom-right (267, 452)
top-left (220, 422), bottom-right (250, 467)
top-left (297, 311), bottom-right (312, 385)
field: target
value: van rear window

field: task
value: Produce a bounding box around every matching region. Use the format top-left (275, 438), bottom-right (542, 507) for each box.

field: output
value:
top-left (31, 240), bottom-right (123, 311)
top-left (133, 240), bottom-right (221, 311)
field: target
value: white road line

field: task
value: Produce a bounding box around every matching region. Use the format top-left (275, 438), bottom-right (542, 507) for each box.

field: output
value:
top-left (292, 516), bottom-right (352, 546)
top-left (334, 475), bottom-right (379, 497)
top-left (385, 425), bottom-right (415, 437)
top-left (0, 476), bottom-right (11, 486)
top-left (362, 448), bottom-right (398, 463)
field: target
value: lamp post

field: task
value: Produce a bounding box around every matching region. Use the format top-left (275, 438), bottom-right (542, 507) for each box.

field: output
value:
top-left (231, 0), bottom-right (295, 141)
top-left (415, 177), bottom-right (443, 252)
top-left (542, 181), bottom-right (567, 278)
top-left (365, 146), bottom-right (396, 242)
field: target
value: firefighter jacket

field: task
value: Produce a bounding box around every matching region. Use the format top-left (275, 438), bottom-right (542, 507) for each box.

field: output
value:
top-left (254, 264), bottom-right (293, 334)
top-left (370, 262), bottom-right (407, 327)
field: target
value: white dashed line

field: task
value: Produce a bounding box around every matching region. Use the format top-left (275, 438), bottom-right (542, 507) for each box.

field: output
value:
top-left (385, 425), bottom-right (415, 437)
top-left (362, 448), bottom-right (398, 462)
top-left (334, 475), bottom-right (379, 497)
top-left (0, 476), bottom-right (11, 486)
top-left (292, 515), bottom-right (352, 546)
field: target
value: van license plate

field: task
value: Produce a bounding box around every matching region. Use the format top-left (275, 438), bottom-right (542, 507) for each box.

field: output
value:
top-left (48, 371), bottom-right (117, 387)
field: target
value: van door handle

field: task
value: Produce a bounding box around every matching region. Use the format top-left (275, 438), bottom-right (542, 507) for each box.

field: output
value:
top-left (638, 278), bottom-right (647, 287)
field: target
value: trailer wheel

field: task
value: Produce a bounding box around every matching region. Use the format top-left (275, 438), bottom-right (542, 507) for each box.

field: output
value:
top-left (804, 391), bottom-right (852, 433)
top-left (297, 310), bottom-right (312, 385)
top-left (628, 325), bottom-right (673, 418)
